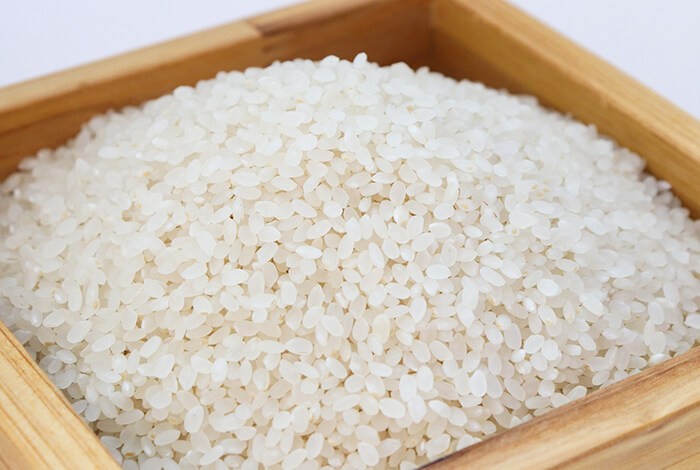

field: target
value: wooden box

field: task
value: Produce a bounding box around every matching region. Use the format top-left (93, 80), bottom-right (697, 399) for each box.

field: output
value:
top-left (1, 0), bottom-right (699, 468)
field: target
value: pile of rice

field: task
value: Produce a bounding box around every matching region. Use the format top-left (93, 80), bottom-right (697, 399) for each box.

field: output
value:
top-left (1, 54), bottom-right (699, 469)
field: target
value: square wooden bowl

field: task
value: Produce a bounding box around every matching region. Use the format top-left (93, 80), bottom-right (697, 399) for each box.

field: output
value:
top-left (1, 1), bottom-right (699, 468)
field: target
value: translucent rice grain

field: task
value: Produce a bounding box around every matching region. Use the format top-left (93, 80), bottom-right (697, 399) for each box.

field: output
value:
top-left (416, 366), bottom-right (434, 393)
top-left (286, 338), bottom-right (313, 355)
top-left (686, 314), bottom-right (700, 329)
top-left (141, 336), bottom-right (162, 358)
top-left (222, 269), bottom-right (249, 286)
top-left (321, 316), bottom-right (344, 337)
top-left (399, 375), bottom-right (418, 401)
top-left (536, 279), bottom-right (561, 297)
top-left (211, 358), bottom-right (228, 382)
top-left (283, 449), bottom-right (308, 469)
top-left (372, 315), bottom-right (391, 344)
top-left (306, 433), bottom-right (324, 459)
top-left (580, 293), bottom-right (605, 316)
top-left (296, 246), bottom-right (323, 260)
top-left (91, 334), bottom-right (115, 352)
top-left (358, 443), bottom-right (380, 466)
top-left (469, 370), bottom-right (488, 398)
top-left (181, 263), bottom-right (207, 280)
top-left (200, 446), bottom-right (225, 466)
top-left (426, 264), bottom-right (451, 280)
top-left (480, 267), bottom-right (506, 287)
top-left (67, 320), bottom-right (91, 344)
top-left (154, 429), bottom-right (180, 446)
top-left (184, 406), bottom-right (205, 433)
top-left (379, 399), bottom-right (406, 419)
top-left (425, 435), bottom-right (451, 458)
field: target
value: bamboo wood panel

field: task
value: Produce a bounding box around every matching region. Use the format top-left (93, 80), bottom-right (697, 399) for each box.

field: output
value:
top-left (670, 453), bottom-right (700, 470)
top-left (0, 325), bottom-right (119, 470)
top-left (0, 0), bottom-right (699, 468)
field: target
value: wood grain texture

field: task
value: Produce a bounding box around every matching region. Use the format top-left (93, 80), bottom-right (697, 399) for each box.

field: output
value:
top-left (0, 0), bottom-right (429, 179)
top-left (430, 0), bottom-right (700, 216)
top-left (669, 453), bottom-right (700, 470)
top-left (0, 323), bottom-right (119, 470)
top-left (250, 0), bottom-right (429, 68)
top-left (426, 346), bottom-right (700, 469)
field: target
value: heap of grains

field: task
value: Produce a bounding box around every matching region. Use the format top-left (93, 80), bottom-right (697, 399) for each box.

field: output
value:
top-left (1, 54), bottom-right (699, 469)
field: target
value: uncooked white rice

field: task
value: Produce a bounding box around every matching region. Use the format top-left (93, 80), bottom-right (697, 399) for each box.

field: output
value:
top-left (1, 53), bottom-right (699, 469)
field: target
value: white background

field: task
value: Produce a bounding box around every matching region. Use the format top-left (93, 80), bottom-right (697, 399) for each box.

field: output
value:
top-left (1, 0), bottom-right (698, 118)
